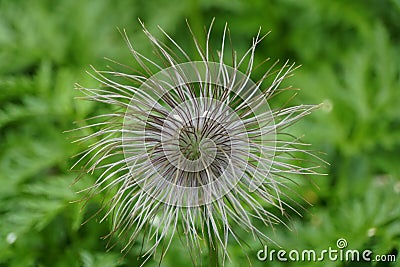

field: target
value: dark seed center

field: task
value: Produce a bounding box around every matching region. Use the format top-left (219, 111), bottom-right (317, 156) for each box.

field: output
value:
top-left (179, 125), bottom-right (203, 160)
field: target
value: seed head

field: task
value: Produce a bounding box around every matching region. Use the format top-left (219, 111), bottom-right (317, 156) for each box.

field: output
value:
top-left (71, 20), bottom-right (322, 265)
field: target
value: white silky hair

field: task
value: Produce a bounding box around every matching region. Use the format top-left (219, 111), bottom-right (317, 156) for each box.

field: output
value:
top-left (70, 20), bottom-right (324, 266)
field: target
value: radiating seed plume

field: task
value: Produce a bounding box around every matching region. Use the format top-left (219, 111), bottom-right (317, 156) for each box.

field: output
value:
top-left (70, 20), bottom-right (323, 266)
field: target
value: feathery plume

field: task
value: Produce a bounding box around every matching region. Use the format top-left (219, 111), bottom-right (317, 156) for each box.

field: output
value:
top-left (71, 20), bottom-right (322, 265)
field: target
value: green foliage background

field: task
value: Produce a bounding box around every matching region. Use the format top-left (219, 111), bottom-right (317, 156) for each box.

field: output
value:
top-left (0, 0), bottom-right (399, 266)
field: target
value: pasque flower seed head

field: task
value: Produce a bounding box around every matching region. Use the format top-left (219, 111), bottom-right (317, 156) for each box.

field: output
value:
top-left (71, 20), bottom-right (322, 265)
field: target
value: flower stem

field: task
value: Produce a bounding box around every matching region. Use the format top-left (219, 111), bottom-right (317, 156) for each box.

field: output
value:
top-left (206, 222), bottom-right (220, 267)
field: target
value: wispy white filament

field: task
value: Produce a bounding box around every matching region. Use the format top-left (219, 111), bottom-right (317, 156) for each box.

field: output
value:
top-left (71, 21), bottom-right (322, 265)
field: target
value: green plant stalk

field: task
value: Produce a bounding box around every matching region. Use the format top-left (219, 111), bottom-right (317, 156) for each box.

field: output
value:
top-left (205, 221), bottom-right (220, 267)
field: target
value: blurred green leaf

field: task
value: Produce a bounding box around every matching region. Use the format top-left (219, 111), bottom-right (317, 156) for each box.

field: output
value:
top-left (0, 0), bottom-right (399, 266)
